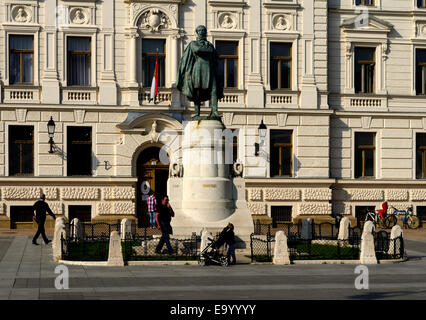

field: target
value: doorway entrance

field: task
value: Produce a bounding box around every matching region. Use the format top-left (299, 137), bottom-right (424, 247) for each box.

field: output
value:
top-left (136, 146), bottom-right (169, 227)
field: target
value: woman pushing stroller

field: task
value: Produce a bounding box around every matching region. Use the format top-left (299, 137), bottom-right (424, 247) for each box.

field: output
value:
top-left (219, 223), bottom-right (236, 265)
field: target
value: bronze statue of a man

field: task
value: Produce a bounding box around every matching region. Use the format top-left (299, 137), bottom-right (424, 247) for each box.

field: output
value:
top-left (177, 25), bottom-right (224, 120)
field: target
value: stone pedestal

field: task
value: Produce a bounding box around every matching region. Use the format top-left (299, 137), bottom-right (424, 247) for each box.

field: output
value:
top-left (273, 231), bottom-right (290, 265)
top-left (169, 120), bottom-right (254, 247)
top-left (107, 231), bottom-right (124, 266)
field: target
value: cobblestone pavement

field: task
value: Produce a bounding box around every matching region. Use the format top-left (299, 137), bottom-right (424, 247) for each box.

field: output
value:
top-left (0, 235), bottom-right (425, 300)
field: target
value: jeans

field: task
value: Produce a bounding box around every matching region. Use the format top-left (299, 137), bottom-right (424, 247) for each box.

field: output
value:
top-left (156, 223), bottom-right (173, 254)
top-left (227, 244), bottom-right (236, 264)
top-left (149, 211), bottom-right (156, 226)
top-left (33, 219), bottom-right (49, 244)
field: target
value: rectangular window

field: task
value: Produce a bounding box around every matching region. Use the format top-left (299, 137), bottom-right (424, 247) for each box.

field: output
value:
top-left (355, 132), bottom-right (376, 178)
top-left (67, 37), bottom-right (91, 86)
top-left (9, 35), bottom-right (34, 85)
top-left (270, 42), bottom-right (292, 90)
top-left (418, 0), bottom-right (426, 8)
top-left (10, 206), bottom-right (34, 229)
top-left (217, 41), bottom-right (238, 89)
top-left (355, 47), bottom-right (375, 94)
top-left (271, 206), bottom-right (292, 227)
top-left (356, 0), bottom-right (375, 5)
top-left (271, 130), bottom-right (293, 177)
top-left (417, 206), bottom-right (426, 221)
top-left (416, 49), bottom-right (426, 95)
top-left (143, 39), bottom-right (166, 88)
top-left (416, 133), bottom-right (426, 179)
top-left (68, 205), bottom-right (92, 222)
top-left (67, 126), bottom-right (92, 176)
top-left (9, 125), bottom-right (34, 176)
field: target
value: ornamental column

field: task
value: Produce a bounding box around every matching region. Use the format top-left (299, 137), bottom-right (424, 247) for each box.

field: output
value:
top-left (126, 28), bottom-right (140, 106)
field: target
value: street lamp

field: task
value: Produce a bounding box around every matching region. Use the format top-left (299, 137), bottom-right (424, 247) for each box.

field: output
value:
top-left (47, 116), bottom-right (56, 154)
top-left (255, 119), bottom-right (267, 156)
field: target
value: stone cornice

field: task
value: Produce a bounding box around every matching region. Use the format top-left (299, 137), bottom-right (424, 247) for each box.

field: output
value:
top-left (0, 177), bottom-right (137, 185)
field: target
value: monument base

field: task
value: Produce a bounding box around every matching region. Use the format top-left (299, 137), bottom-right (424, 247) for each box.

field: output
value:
top-left (169, 178), bottom-right (254, 249)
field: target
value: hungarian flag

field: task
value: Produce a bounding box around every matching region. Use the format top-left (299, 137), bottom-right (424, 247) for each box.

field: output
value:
top-left (149, 50), bottom-right (159, 102)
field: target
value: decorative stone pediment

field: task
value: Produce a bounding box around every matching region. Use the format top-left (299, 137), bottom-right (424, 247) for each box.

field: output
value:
top-left (341, 15), bottom-right (393, 35)
top-left (117, 112), bottom-right (183, 133)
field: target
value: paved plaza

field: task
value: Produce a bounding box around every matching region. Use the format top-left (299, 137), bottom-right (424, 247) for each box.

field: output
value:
top-left (0, 232), bottom-right (426, 300)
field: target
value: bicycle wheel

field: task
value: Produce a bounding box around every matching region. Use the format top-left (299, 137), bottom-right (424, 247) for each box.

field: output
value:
top-left (384, 215), bottom-right (397, 229)
top-left (407, 216), bottom-right (420, 229)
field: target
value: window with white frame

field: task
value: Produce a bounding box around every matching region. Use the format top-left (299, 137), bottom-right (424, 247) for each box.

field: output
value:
top-left (355, 47), bottom-right (376, 94)
top-left (142, 39), bottom-right (166, 88)
top-left (270, 42), bottom-right (292, 90)
top-left (9, 35), bottom-right (34, 85)
top-left (67, 37), bottom-right (92, 86)
top-left (416, 49), bottom-right (426, 95)
top-left (217, 41), bottom-right (239, 89)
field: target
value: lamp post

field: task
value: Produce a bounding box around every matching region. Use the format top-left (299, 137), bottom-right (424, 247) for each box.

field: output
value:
top-left (47, 116), bottom-right (56, 154)
top-left (255, 119), bottom-right (267, 156)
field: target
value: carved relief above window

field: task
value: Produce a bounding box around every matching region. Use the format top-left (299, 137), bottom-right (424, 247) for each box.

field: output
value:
top-left (272, 14), bottom-right (291, 31)
top-left (139, 9), bottom-right (172, 32)
top-left (70, 7), bottom-right (90, 25)
top-left (218, 12), bottom-right (237, 30)
top-left (12, 6), bottom-right (32, 23)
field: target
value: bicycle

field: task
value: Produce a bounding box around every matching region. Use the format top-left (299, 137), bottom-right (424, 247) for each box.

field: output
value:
top-left (388, 205), bottom-right (420, 229)
top-left (363, 209), bottom-right (395, 229)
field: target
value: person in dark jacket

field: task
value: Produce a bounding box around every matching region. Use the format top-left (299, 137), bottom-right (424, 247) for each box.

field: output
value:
top-left (220, 223), bottom-right (236, 265)
top-left (32, 194), bottom-right (56, 245)
top-left (155, 195), bottom-right (175, 254)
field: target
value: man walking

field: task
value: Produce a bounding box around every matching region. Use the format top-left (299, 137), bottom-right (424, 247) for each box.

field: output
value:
top-left (147, 191), bottom-right (157, 228)
top-left (155, 195), bottom-right (174, 255)
top-left (32, 194), bottom-right (56, 245)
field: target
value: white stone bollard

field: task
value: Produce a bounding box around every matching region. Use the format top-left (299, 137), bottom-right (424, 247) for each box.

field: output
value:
top-left (388, 225), bottom-right (403, 255)
top-left (338, 217), bottom-right (351, 240)
top-left (121, 218), bottom-right (132, 240)
top-left (301, 219), bottom-right (313, 240)
top-left (107, 231), bottom-right (124, 266)
top-left (273, 231), bottom-right (290, 265)
top-left (200, 229), bottom-right (213, 253)
top-left (360, 221), bottom-right (377, 264)
top-left (71, 218), bottom-right (83, 241)
top-left (363, 220), bottom-right (375, 235)
top-left (52, 219), bottom-right (66, 262)
top-left (55, 217), bottom-right (65, 227)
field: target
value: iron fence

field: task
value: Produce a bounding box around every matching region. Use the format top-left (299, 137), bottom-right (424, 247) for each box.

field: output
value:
top-left (253, 220), bottom-right (302, 238)
top-left (61, 233), bottom-right (109, 261)
top-left (288, 236), bottom-right (361, 261)
top-left (250, 233), bottom-right (275, 262)
top-left (374, 230), bottom-right (405, 260)
top-left (250, 222), bottom-right (364, 262)
top-left (122, 233), bottom-right (201, 261)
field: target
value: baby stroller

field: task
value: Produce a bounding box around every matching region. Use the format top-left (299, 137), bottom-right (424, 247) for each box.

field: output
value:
top-left (198, 236), bottom-right (228, 267)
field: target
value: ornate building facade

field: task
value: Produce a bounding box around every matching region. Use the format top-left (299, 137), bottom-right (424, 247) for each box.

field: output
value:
top-left (0, 0), bottom-right (425, 228)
